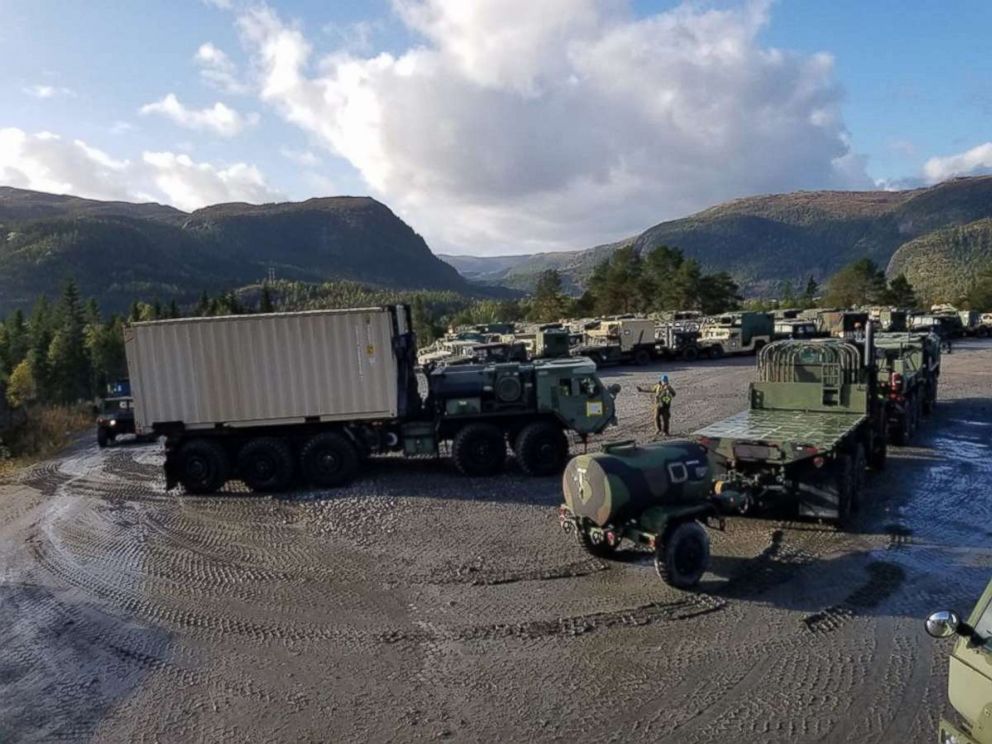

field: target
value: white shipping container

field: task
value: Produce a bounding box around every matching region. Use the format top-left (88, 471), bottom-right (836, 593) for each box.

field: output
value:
top-left (125, 308), bottom-right (402, 431)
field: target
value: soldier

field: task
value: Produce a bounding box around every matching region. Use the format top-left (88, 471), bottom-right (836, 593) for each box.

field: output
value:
top-left (638, 374), bottom-right (676, 436)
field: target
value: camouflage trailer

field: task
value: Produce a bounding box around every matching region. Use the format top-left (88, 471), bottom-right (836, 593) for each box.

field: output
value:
top-left (693, 333), bottom-right (887, 524)
top-left (559, 440), bottom-right (729, 588)
top-left (926, 576), bottom-right (992, 744)
top-left (874, 331), bottom-right (941, 445)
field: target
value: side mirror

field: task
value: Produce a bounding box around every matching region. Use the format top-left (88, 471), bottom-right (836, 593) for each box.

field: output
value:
top-left (608, 384), bottom-right (621, 397)
top-left (925, 609), bottom-right (960, 639)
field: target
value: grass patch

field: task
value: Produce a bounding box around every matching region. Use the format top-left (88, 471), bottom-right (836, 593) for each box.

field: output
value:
top-left (0, 405), bottom-right (93, 477)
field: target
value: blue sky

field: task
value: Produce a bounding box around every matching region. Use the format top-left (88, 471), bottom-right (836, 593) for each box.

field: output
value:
top-left (2, 1), bottom-right (991, 254)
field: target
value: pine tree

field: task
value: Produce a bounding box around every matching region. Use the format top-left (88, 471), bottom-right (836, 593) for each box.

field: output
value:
top-left (802, 275), bottom-right (819, 308)
top-left (883, 274), bottom-right (918, 308)
top-left (260, 286), bottom-right (275, 313)
top-left (48, 280), bottom-right (91, 403)
top-left (531, 269), bottom-right (568, 322)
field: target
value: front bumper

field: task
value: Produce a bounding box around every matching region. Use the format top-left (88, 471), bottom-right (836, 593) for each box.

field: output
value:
top-left (939, 718), bottom-right (979, 744)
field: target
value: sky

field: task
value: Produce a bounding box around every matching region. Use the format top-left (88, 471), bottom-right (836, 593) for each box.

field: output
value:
top-left (2, 0), bottom-right (991, 256)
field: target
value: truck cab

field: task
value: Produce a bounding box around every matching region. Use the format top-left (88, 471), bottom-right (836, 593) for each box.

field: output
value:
top-left (926, 577), bottom-right (992, 744)
top-left (96, 396), bottom-right (136, 448)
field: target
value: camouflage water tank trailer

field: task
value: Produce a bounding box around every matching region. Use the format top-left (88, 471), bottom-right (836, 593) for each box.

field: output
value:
top-left (693, 332), bottom-right (887, 524)
top-left (559, 440), bottom-right (728, 588)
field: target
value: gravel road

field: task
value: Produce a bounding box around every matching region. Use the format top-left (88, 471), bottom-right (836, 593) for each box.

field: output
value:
top-left (2, 340), bottom-right (991, 743)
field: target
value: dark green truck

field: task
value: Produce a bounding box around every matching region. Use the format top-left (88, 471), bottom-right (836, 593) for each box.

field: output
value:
top-left (874, 331), bottom-right (941, 445)
top-left (693, 334), bottom-right (887, 524)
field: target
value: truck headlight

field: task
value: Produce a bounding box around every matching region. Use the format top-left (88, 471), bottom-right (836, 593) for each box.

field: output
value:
top-left (109, 420), bottom-right (117, 427)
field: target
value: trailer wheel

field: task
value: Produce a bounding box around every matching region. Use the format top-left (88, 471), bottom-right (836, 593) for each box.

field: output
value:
top-left (656, 520), bottom-right (709, 589)
top-left (452, 423), bottom-right (506, 476)
top-left (97, 428), bottom-right (109, 448)
top-left (633, 348), bottom-right (651, 366)
top-left (300, 432), bottom-right (359, 488)
top-left (238, 437), bottom-right (295, 492)
top-left (514, 422), bottom-right (568, 476)
top-left (178, 439), bottom-right (229, 495)
top-left (708, 345), bottom-right (724, 360)
top-left (681, 346), bottom-right (699, 362)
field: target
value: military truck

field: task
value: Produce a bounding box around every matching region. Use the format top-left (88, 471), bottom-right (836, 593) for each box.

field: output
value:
top-left (559, 440), bottom-right (731, 588)
top-left (572, 317), bottom-right (658, 366)
top-left (773, 318), bottom-right (822, 341)
top-left (925, 577), bottom-right (992, 744)
top-left (912, 312), bottom-right (965, 339)
top-left (125, 307), bottom-right (619, 493)
top-left (511, 326), bottom-right (571, 359)
top-left (96, 397), bottom-right (138, 448)
top-left (874, 331), bottom-right (941, 444)
top-left (959, 310), bottom-right (991, 338)
top-left (817, 310), bottom-right (869, 339)
top-left (654, 323), bottom-right (705, 361)
top-left (870, 308), bottom-right (908, 333)
top-left (697, 312), bottom-right (774, 358)
top-left (693, 333), bottom-right (887, 524)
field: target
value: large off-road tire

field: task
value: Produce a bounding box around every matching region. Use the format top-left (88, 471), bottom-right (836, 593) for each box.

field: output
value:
top-left (851, 445), bottom-right (867, 514)
top-left (708, 345), bottom-right (724, 360)
top-left (97, 428), bottom-right (110, 448)
top-left (514, 422), bottom-right (568, 477)
top-left (575, 522), bottom-right (619, 558)
top-left (831, 453), bottom-right (855, 526)
top-left (238, 437), bottom-right (295, 492)
top-left (869, 420), bottom-right (887, 471)
top-left (633, 348), bottom-right (651, 366)
top-left (655, 520), bottom-right (710, 589)
top-left (178, 438), bottom-right (229, 495)
top-left (681, 346), bottom-right (699, 362)
top-left (300, 432), bottom-right (360, 488)
top-left (451, 423), bottom-right (506, 477)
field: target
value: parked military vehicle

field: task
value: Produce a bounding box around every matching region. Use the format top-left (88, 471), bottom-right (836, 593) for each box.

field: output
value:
top-left (573, 317), bottom-right (658, 366)
top-left (817, 310), bottom-right (869, 339)
top-left (875, 331), bottom-right (941, 444)
top-left (512, 326), bottom-right (571, 359)
top-left (697, 312), bottom-right (774, 358)
top-left (926, 576), bottom-right (992, 744)
top-left (693, 333), bottom-right (887, 523)
top-left (959, 310), bottom-right (991, 337)
top-left (654, 323), bottom-right (705, 361)
top-left (773, 318), bottom-right (822, 340)
top-left (96, 397), bottom-right (137, 448)
top-left (912, 312), bottom-right (965, 339)
top-left (125, 307), bottom-right (619, 494)
top-left (559, 440), bottom-right (731, 588)
top-left (869, 307), bottom-right (909, 332)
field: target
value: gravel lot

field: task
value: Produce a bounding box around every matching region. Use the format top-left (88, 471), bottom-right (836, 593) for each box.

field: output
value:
top-left (2, 340), bottom-right (991, 743)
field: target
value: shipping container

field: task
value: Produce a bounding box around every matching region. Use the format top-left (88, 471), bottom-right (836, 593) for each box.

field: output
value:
top-left (125, 307), bottom-right (407, 432)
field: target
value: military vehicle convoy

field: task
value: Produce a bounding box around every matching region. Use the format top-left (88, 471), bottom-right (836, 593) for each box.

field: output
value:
top-left (559, 439), bottom-right (731, 588)
top-left (693, 333), bottom-right (887, 523)
top-left (926, 577), bottom-right (992, 744)
top-left (125, 307), bottom-right (619, 493)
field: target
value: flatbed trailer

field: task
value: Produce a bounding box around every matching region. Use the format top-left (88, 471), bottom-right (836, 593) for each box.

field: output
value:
top-left (693, 334), bottom-right (887, 524)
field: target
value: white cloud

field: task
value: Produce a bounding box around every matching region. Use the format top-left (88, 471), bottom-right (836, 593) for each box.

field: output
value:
top-left (24, 84), bottom-right (75, 99)
top-left (195, 42), bottom-right (249, 94)
top-left (237, 0), bottom-right (869, 254)
top-left (279, 147), bottom-right (321, 167)
top-left (0, 127), bottom-right (281, 210)
top-left (140, 93), bottom-right (258, 137)
top-left (923, 142), bottom-right (992, 182)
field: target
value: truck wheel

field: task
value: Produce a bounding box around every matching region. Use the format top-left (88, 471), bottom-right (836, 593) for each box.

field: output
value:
top-left (97, 428), bottom-right (109, 448)
top-left (708, 345), bottom-right (724, 360)
top-left (452, 423), bottom-right (506, 476)
top-left (681, 346), bottom-right (699, 362)
top-left (514, 422), bottom-right (568, 476)
top-left (832, 454), bottom-right (855, 526)
top-left (238, 437), bottom-right (295, 492)
top-left (633, 348), bottom-right (651, 366)
top-left (178, 439), bottom-right (229, 495)
top-left (300, 432), bottom-right (359, 488)
top-left (656, 520), bottom-right (710, 589)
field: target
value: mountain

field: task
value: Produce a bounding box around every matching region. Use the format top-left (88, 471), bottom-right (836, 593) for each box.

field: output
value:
top-left (0, 188), bottom-right (474, 314)
top-left (887, 218), bottom-right (992, 303)
top-left (452, 177), bottom-right (992, 297)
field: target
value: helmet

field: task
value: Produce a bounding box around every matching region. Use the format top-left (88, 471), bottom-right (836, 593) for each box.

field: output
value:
top-left (661, 374), bottom-right (669, 383)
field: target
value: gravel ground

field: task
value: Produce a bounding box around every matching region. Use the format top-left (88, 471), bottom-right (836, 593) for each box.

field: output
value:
top-left (1, 341), bottom-right (991, 743)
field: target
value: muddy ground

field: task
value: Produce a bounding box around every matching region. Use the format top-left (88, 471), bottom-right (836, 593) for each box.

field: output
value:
top-left (2, 341), bottom-right (991, 743)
